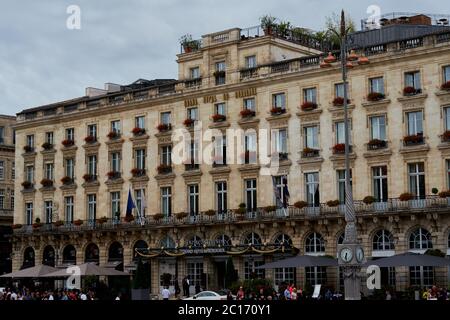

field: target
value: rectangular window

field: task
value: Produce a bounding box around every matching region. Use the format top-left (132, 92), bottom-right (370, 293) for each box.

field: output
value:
top-left (215, 61), bottom-right (226, 85)
top-left (334, 83), bottom-right (347, 98)
top-left (45, 132), bottom-right (54, 145)
top-left (245, 179), bottom-right (257, 212)
top-left (335, 121), bottom-right (351, 145)
top-left (190, 67), bottom-right (200, 79)
top-left (0, 190), bottom-right (4, 209)
top-left (135, 149), bottom-right (145, 170)
top-left (305, 266), bottom-right (327, 285)
top-left (87, 124), bottom-right (97, 138)
top-left (443, 65), bottom-right (450, 83)
top-left (45, 163), bottom-right (54, 180)
top-left (186, 262), bottom-right (204, 287)
top-left (135, 116), bottom-right (145, 129)
top-left (408, 163), bottom-right (425, 199)
top-left (273, 176), bottom-right (288, 206)
top-left (444, 107), bottom-right (450, 131)
top-left (244, 132), bottom-right (257, 164)
top-left (160, 112), bottom-right (171, 125)
top-left (134, 189), bottom-right (145, 217)
top-left (245, 55), bottom-right (257, 69)
top-left (65, 128), bottom-right (75, 141)
top-left (111, 152), bottom-right (121, 172)
top-left (447, 160), bottom-right (450, 190)
top-left (214, 103), bottom-right (226, 116)
top-left (407, 111), bottom-right (423, 135)
top-left (369, 77), bottom-right (384, 94)
top-left (409, 266), bottom-right (434, 288)
top-left (373, 166), bottom-right (388, 202)
top-left (188, 184), bottom-right (199, 216)
top-left (10, 190), bottom-right (14, 210)
top-left (26, 134), bottom-right (34, 148)
top-left (111, 192), bottom-right (120, 218)
top-left (305, 172), bottom-right (320, 206)
top-left (65, 158), bottom-right (74, 179)
top-left (0, 161), bottom-right (3, 180)
top-left (65, 196), bottom-right (74, 223)
top-left (243, 98), bottom-right (256, 111)
top-left (87, 155), bottom-right (97, 177)
top-left (187, 107), bottom-right (198, 120)
top-left (304, 126), bottom-right (319, 149)
top-left (274, 265), bottom-right (295, 286)
top-left (25, 202), bottom-right (33, 225)
top-left (111, 120), bottom-right (121, 134)
top-left (272, 93), bottom-right (286, 109)
top-left (214, 135), bottom-right (227, 165)
top-left (272, 128), bottom-right (287, 154)
top-left (337, 170), bottom-right (352, 204)
top-left (0, 127), bottom-right (4, 144)
top-left (26, 165), bottom-right (34, 182)
top-left (161, 146), bottom-right (172, 165)
top-left (303, 88), bottom-right (317, 103)
top-left (11, 161), bottom-right (15, 180)
top-left (370, 116), bottom-right (386, 140)
top-left (215, 181), bottom-right (227, 214)
top-left (161, 187), bottom-right (172, 217)
top-left (87, 194), bottom-right (96, 222)
top-left (244, 260), bottom-right (265, 280)
top-left (44, 201), bottom-right (53, 224)
top-left (405, 71), bottom-right (421, 90)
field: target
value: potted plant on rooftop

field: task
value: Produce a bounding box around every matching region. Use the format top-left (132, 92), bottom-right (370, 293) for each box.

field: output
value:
top-left (260, 15), bottom-right (277, 36)
top-left (180, 34), bottom-right (200, 53)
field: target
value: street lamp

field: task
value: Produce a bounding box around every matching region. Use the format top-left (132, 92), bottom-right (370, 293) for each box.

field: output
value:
top-left (321, 10), bottom-right (370, 300)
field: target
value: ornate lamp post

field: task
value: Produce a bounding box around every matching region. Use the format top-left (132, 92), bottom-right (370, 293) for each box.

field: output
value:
top-left (321, 10), bottom-right (369, 300)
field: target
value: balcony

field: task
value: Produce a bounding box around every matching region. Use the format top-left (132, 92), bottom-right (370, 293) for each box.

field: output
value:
top-left (367, 139), bottom-right (388, 151)
top-left (403, 134), bottom-right (424, 146)
top-left (107, 171), bottom-right (122, 180)
top-left (82, 174), bottom-right (97, 183)
top-left (302, 148), bottom-right (320, 158)
top-left (13, 195), bottom-right (450, 235)
top-left (157, 123), bottom-right (172, 133)
top-left (157, 164), bottom-right (172, 174)
top-left (185, 163), bottom-right (200, 171)
top-left (332, 144), bottom-right (352, 154)
top-left (239, 68), bottom-right (259, 80)
top-left (184, 78), bottom-right (202, 89)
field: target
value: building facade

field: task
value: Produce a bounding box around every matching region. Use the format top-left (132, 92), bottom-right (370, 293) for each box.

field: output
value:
top-left (0, 115), bottom-right (16, 276)
top-left (11, 18), bottom-right (450, 294)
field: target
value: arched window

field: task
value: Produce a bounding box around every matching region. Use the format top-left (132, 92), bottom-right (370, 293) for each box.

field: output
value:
top-left (62, 245), bottom-right (76, 265)
top-left (23, 247), bottom-right (35, 268)
top-left (133, 240), bottom-right (148, 260)
top-left (42, 245), bottom-right (55, 267)
top-left (305, 232), bottom-right (325, 253)
top-left (243, 232), bottom-right (262, 246)
top-left (85, 243), bottom-right (100, 263)
top-left (409, 227), bottom-right (432, 250)
top-left (337, 233), bottom-right (345, 245)
top-left (108, 242), bottom-right (123, 261)
top-left (274, 234), bottom-right (292, 247)
top-left (373, 230), bottom-right (395, 251)
top-left (160, 235), bottom-right (176, 248)
top-left (215, 234), bottom-right (232, 247)
top-left (187, 235), bottom-right (203, 248)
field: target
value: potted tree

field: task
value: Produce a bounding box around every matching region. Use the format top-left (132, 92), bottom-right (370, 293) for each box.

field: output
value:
top-left (260, 15), bottom-right (277, 36)
top-left (131, 258), bottom-right (151, 300)
top-left (179, 34), bottom-right (200, 53)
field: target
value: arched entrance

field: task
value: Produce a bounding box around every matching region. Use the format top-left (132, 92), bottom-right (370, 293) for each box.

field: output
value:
top-left (62, 245), bottom-right (76, 265)
top-left (85, 243), bottom-right (100, 264)
top-left (42, 245), bottom-right (55, 267)
top-left (22, 247), bottom-right (35, 269)
top-left (108, 241), bottom-right (124, 271)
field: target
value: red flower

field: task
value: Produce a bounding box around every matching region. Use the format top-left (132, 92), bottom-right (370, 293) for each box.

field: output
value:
top-left (62, 139), bottom-right (75, 147)
top-left (211, 114), bottom-right (226, 122)
top-left (332, 97), bottom-right (351, 106)
top-left (132, 127), bottom-right (145, 135)
top-left (300, 101), bottom-right (318, 111)
top-left (333, 143), bottom-right (346, 153)
top-left (441, 81), bottom-right (450, 90)
top-left (183, 118), bottom-right (195, 127)
top-left (367, 92), bottom-right (385, 101)
top-left (403, 86), bottom-right (417, 95)
top-left (107, 131), bottom-right (118, 139)
top-left (84, 135), bottom-right (96, 143)
top-left (270, 107), bottom-right (285, 115)
top-left (240, 109), bottom-right (256, 118)
top-left (157, 123), bottom-right (171, 132)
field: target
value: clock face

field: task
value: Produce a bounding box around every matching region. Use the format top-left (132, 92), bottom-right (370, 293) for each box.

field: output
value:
top-left (356, 247), bottom-right (365, 263)
top-left (340, 248), bottom-right (353, 263)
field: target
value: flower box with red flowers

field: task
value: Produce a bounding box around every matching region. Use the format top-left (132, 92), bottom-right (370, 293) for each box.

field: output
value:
top-left (441, 81), bottom-right (450, 90)
top-left (403, 133), bottom-right (424, 146)
top-left (367, 92), bottom-right (385, 102)
top-left (131, 168), bottom-right (146, 177)
top-left (157, 123), bottom-right (171, 132)
top-left (332, 143), bottom-right (346, 154)
top-left (84, 135), bottom-right (96, 143)
top-left (270, 107), bottom-right (285, 115)
top-left (73, 219), bottom-right (83, 226)
top-left (132, 127), bottom-right (146, 136)
top-left (403, 86), bottom-right (421, 96)
top-left (240, 109), bottom-right (256, 118)
top-left (442, 130), bottom-right (450, 142)
top-left (300, 101), bottom-right (318, 111)
top-left (399, 192), bottom-right (414, 201)
top-left (332, 97), bottom-right (351, 106)
top-left (40, 179), bottom-right (54, 188)
top-left (32, 222), bottom-right (43, 229)
top-left (107, 171), bottom-right (121, 179)
top-left (41, 142), bottom-right (53, 150)
top-left (21, 181), bottom-right (33, 189)
top-left (62, 139), bottom-right (75, 147)
top-left (12, 224), bottom-right (23, 230)
top-left (83, 174), bottom-right (96, 182)
top-left (61, 176), bottom-right (73, 185)
top-left (212, 114), bottom-right (226, 122)
top-left (23, 145), bottom-right (34, 153)
top-left (438, 190), bottom-right (450, 198)
top-left (157, 164), bottom-right (172, 174)
top-left (367, 139), bottom-right (387, 150)
top-left (107, 131), bottom-right (119, 139)
top-left (183, 118), bottom-right (195, 127)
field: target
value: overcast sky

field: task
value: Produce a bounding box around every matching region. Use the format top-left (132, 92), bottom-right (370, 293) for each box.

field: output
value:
top-left (0, 0), bottom-right (448, 115)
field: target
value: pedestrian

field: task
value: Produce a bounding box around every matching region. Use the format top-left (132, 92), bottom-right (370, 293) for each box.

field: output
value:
top-left (385, 290), bottom-right (391, 300)
top-left (236, 286), bottom-right (245, 300)
top-left (161, 286), bottom-right (171, 300)
top-left (284, 286), bottom-right (291, 300)
top-left (291, 288), bottom-right (298, 300)
top-left (182, 276), bottom-right (190, 297)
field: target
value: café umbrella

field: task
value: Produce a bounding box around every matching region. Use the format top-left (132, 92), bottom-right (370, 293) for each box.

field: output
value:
top-left (255, 255), bottom-right (338, 269)
top-left (363, 252), bottom-right (450, 267)
top-left (0, 264), bottom-right (59, 278)
top-left (42, 262), bottom-right (130, 277)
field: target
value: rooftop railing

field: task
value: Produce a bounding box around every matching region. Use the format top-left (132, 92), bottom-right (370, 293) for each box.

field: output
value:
top-left (13, 195), bottom-right (450, 235)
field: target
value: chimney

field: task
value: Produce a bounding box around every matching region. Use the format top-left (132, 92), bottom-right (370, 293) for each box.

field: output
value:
top-left (104, 83), bottom-right (122, 93)
top-left (85, 87), bottom-right (107, 97)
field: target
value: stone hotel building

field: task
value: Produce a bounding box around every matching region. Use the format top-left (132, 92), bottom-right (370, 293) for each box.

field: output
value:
top-left (11, 14), bottom-right (450, 294)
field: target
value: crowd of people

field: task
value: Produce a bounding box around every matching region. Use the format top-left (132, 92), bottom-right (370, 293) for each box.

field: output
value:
top-left (0, 287), bottom-right (111, 300)
top-left (232, 284), bottom-right (341, 301)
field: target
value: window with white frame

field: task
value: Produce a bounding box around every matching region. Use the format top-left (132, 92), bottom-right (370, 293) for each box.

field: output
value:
top-left (10, 190), bottom-right (14, 210)
top-left (161, 187), bottom-right (172, 217)
top-left (11, 161), bottom-right (15, 180)
top-left (334, 83), bottom-right (347, 98)
top-left (405, 71), bottom-right (421, 90)
top-left (161, 145), bottom-right (172, 166)
top-left (110, 192), bottom-right (120, 218)
top-left (87, 155), bottom-right (97, 177)
top-left (408, 163), bottom-right (425, 199)
top-left (245, 55), bottom-right (257, 68)
top-left (410, 266), bottom-right (434, 288)
top-left (373, 230), bottom-right (395, 251)
top-left (273, 176), bottom-right (288, 207)
top-left (303, 87), bottom-right (317, 103)
top-left (369, 77), bottom-right (384, 94)
top-left (305, 232), bottom-right (325, 254)
top-left (443, 65), bottom-right (450, 83)
top-left (245, 179), bottom-right (257, 212)
top-left (244, 260), bottom-right (265, 280)
top-left (373, 166), bottom-right (388, 202)
top-left (272, 93), bottom-right (286, 109)
top-left (187, 107), bottom-right (198, 120)
top-left (65, 158), bottom-right (74, 179)
top-left (335, 121), bottom-right (351, 145)
top-left (188, 184), bottom-right (199, 216)
top-left (370, 116), bottom-right (386, 140)
top-left (0, 161), bottom-right (3, 180)
top-left (25, 202), bottom-right (33, 225)
top-left (190, 67), bottom-right (200, 79)
top-left (26, 165), bottom-right (34, 182)
top-left (272, 128), bottom-right (287, 155)
top-left (87, 194), bottom-right (96, 222)
top-left (111, 120), bottom-right (121, 134)
top-left (305, 172), bottom-right (320, 206)
top-left (215, 234), bottom-right (231, 247)
top-left (87, 124), bottom-right (97, 139)
top-left (44, 200), bottom-right (52, 224)
top-left (65, 196), bottom-right (74, 223)
top-left (26, 134), bottom-right (34, 148)
top-left (111, 152), bottom-right (120, 172)
top-left (337, 169), bottom-right (352, 204)
top-left (215, 181), bottom-right (227, 213)
top-left (304, 126), bottom-right (319, 149)
top-left (243, 232), bottom-right (262, 246)
top-left (214, 103), bottom-right (226, 116)
top-left (134, 189), bottom-right (145, 217)
top-left (406, 111), bottom-right (423, 136)
top-left (409, 227), bottom-right (432, 250)
top-left (214, 135), bottom-right (227, 165)
top-left (305, 266), bottom-right (327, 286)
top-left (160, 112), bottom-right (171, 125)
top-left (45, 163), bottom-right (54, 180)
top-left (0, 189), bottom-right (4, 209)
top-left (65, 128), bottom-right (74, 141)
top-left (45, 132), bottom-right (54, 145)
top-left (445, 107), bottom-right (450, 131)
top-left (135, 149), bottom-right (145, 170)
top-left (135, 116), bottom-right (145, 129)
top-left (243, 132), bottom-right (257, 164)
top-left (244, 98), bottom-right (256, 111)
top-left (186, 262), bottom-right (204, 286)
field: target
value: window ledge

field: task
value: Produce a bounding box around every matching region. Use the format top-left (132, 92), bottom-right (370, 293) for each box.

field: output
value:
top-left (397, 93), bottom-right (427, 103)
top-left (361, 98), bottom-right (391, 108)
